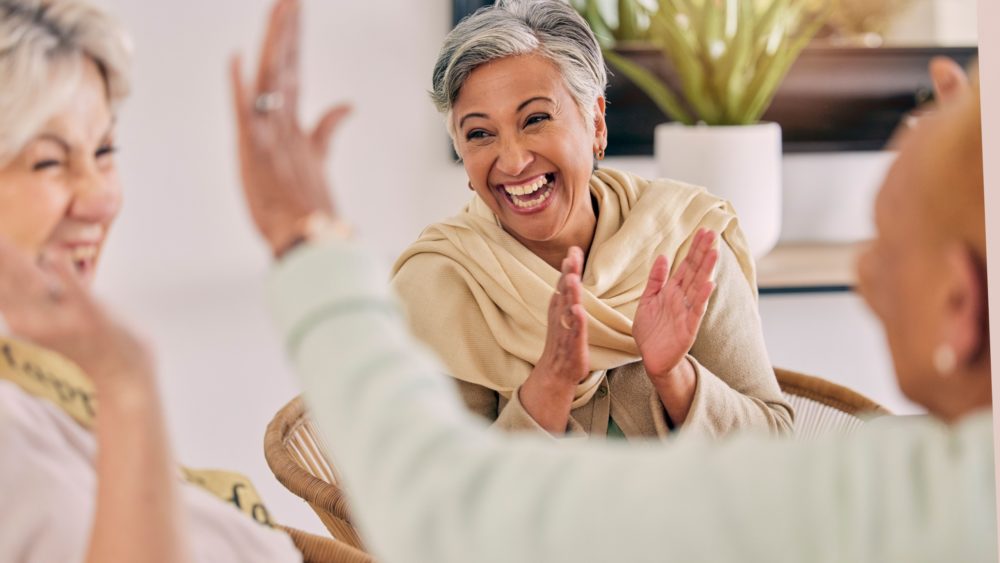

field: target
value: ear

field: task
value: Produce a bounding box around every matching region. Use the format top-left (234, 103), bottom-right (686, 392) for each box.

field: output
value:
top-left (941, 243), bottom-right (988, 370)
top-left (592, 96), bottom-right (607, 150)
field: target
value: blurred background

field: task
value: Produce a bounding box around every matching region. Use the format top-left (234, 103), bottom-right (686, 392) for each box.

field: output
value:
top-left (89, 0), bottom-right (978, 534)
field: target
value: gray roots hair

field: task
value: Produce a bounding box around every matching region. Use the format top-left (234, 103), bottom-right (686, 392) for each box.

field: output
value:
top-left (0, 0), bottom-right (131, 165)
top-left (431, 0), bottom-right (607, 140)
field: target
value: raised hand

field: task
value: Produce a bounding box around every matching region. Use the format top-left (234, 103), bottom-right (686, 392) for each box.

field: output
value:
top-left (536, 246), bottom-right (590, 386)
top-left (230, 0), bottom-right (351, 257)
top-left (518, 246), bottom-right (590, 433)
top-left (633, 229), bottom-right (719, 381)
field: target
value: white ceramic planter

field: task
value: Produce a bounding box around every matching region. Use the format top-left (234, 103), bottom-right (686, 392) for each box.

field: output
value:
top-left (654, 122), bottom-right (782, 258)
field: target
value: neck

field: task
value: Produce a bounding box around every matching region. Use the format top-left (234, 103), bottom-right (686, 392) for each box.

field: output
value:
top-left (513, 199), bottom-right (597, 271)
top-left (926, 365), bottom-right (993, 423)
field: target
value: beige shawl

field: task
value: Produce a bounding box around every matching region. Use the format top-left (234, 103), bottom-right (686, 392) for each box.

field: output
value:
top-left (391, 168), bottom-right (756, 408)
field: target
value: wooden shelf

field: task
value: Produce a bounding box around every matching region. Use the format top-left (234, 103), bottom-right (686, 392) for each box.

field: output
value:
top-left (756, 242), bottom-right (864, 295)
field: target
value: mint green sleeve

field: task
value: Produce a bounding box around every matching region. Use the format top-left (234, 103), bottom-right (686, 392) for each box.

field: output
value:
top-left (267, 240), bottom-right (997, 563)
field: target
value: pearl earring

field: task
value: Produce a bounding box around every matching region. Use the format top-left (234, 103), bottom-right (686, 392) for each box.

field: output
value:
top-left (933, 344), bottom-right (957, 376)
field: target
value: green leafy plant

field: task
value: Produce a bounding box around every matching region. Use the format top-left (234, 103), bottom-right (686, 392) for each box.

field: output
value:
top-left (582, 0), bottom-right (831, 125)
top-left (570, 0), bottom-right (651, 45)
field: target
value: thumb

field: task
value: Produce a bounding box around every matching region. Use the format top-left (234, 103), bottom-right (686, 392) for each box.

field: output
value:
top-left (310, 103), bottom-right (352, 157)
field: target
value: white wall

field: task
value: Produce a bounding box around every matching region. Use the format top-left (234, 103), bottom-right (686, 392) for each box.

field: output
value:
top-left (93, 0), bottom-right (468, 534)
top-left (88, 0), bottom-right (912, 535)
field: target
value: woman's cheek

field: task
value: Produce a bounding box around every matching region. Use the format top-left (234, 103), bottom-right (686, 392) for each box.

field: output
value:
top-left (856, 246), bottom-right (885, 320)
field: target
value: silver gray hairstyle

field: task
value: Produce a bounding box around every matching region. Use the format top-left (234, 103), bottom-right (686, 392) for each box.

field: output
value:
top-left (0, 0), bottom-right (131, 165)
top-left (431, 0), bottom-right (607, 140)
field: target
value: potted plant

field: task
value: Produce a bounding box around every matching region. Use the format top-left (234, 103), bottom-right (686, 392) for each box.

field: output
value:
top-left (574, 0), bottom-right (829, 258)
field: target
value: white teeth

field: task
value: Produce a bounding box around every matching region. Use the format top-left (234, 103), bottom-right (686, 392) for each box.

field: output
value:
top-left (512, 186), bottom-right (553, 208)
top-left (70, 246), bottom-right (97, 261)
top-left (504, 175), bottom-right (549, 197)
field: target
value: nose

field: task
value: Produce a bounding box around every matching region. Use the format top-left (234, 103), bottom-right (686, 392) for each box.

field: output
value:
top-left (495, 135), bottom-right (534, 178)
top-left (68, 165), bottom-right (121, 224)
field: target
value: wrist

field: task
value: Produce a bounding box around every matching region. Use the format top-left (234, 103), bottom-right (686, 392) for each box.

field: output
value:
top-left (271, 211), bottom-right (352, 259)
top-left (644, 356), bottom-right (691, 385)
top-left (96, 375), bottom-right (159, 415)
top-left (524, 366), bottom-right (578, 402)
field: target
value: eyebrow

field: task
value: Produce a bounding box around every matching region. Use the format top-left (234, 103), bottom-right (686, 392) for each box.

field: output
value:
top-left (457, 96), bottom-right (555, 129)
top-left (35, 133), bottom-right (71, 153)
top-left (33, 118), bottom-right (117, 153)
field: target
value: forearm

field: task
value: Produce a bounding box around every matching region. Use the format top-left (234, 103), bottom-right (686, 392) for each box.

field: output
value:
top-left (676, 358), bottom-right (792, 437)
top-left (86, 379), bottom-right (188, 563)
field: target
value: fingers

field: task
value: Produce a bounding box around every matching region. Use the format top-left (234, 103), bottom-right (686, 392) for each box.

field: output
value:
top-left (641, 254), bottom-right (670, 299)
top-left (561, 246), bottom-right (583, 277)
top-left (685, 280), bottom-right (716, 334)
top-left (929, 56), bottom-right (969, 106)
top-left (255, 0), bottom-right (293, 94)
top-left (310, 104), bottom-right (353, 157)
top-left (677, 229), bottom-right (716, 294)
top-left (550, 248), bottom-right (585, 336)
top-left (38, 249), bottom-right (86, 304)
top-left (0, 237), bottom-right (40, 310)
top-left (230, 56), bottom-right (253, 149)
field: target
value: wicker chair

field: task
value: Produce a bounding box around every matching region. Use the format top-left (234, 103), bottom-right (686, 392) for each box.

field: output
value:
top-left (278, 524), bottom-right (373, 563)
top-left (264, 396), bottom-right (373, 562)
top-left (775, 367), bottom-right (891, 440)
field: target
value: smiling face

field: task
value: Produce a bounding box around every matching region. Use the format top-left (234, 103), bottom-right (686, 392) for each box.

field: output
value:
top-left (452, 53), bottom-right (607, 263)
top-left (0, 58), bottom-right (121, 286)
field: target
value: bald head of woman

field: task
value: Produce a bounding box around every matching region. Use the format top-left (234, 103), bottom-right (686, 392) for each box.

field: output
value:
top-left (857, 86), bottom-right (990, 422)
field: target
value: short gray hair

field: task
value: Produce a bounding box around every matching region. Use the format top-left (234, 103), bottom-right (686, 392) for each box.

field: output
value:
top-left (0, 0), bottom-right (131, 165)
top-left (431, 0), bottom-right (607, 140)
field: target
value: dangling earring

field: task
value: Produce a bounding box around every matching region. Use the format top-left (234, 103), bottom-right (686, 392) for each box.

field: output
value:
top-left (933, 344), bottom-right (957, 376)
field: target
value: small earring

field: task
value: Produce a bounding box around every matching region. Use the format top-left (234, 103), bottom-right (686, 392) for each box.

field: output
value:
top-left (933, 344), bottom-right (957, 376)
top-left (596, 147), bottom-right (606, 160)
top-left (468, 181), bottom-right (475, 191)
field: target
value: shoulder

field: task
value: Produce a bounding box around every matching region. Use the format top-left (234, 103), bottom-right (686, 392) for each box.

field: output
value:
top-left (598, 167), bottom-right (708, 194)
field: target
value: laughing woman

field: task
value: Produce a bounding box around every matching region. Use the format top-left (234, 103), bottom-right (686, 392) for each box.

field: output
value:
top-left (0, 1), bottom-right (301, 560)
top-left (391, 0), bottom-right (792, 438)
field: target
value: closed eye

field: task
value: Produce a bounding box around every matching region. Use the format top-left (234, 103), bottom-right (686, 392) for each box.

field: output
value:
top-left (32, 159), bottom-right (63, 171)
top-left (96, 145), bottom-right (117, 158)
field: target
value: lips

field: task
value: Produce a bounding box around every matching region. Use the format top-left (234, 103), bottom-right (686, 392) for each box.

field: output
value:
top-left (497, 173), bottom-right (556, 213)
top-left (55, 242), bottom-right (102, 283)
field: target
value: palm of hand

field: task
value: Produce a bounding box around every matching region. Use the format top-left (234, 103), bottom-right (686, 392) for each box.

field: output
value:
top-left (634, 276), bottom-right (701, 378)
top-left (633, 230), bottom-right (719, 379)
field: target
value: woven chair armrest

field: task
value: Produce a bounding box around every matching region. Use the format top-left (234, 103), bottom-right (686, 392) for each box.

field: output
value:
top-left (279, 525), bottom-right (375, 563)
top-left (264, 398), bottom-right (357, 522)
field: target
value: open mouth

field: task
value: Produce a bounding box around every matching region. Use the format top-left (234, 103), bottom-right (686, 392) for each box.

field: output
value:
top-left (68, 245), bottom-right (98, 281)
top-left (498, 173), bottom-right (556, 212)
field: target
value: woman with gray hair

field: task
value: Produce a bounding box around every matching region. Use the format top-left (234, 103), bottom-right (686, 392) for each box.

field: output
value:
top-left (0, 1), bottom-right (301, 560)
top-left (392, 0), bottom-right (792, 439)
